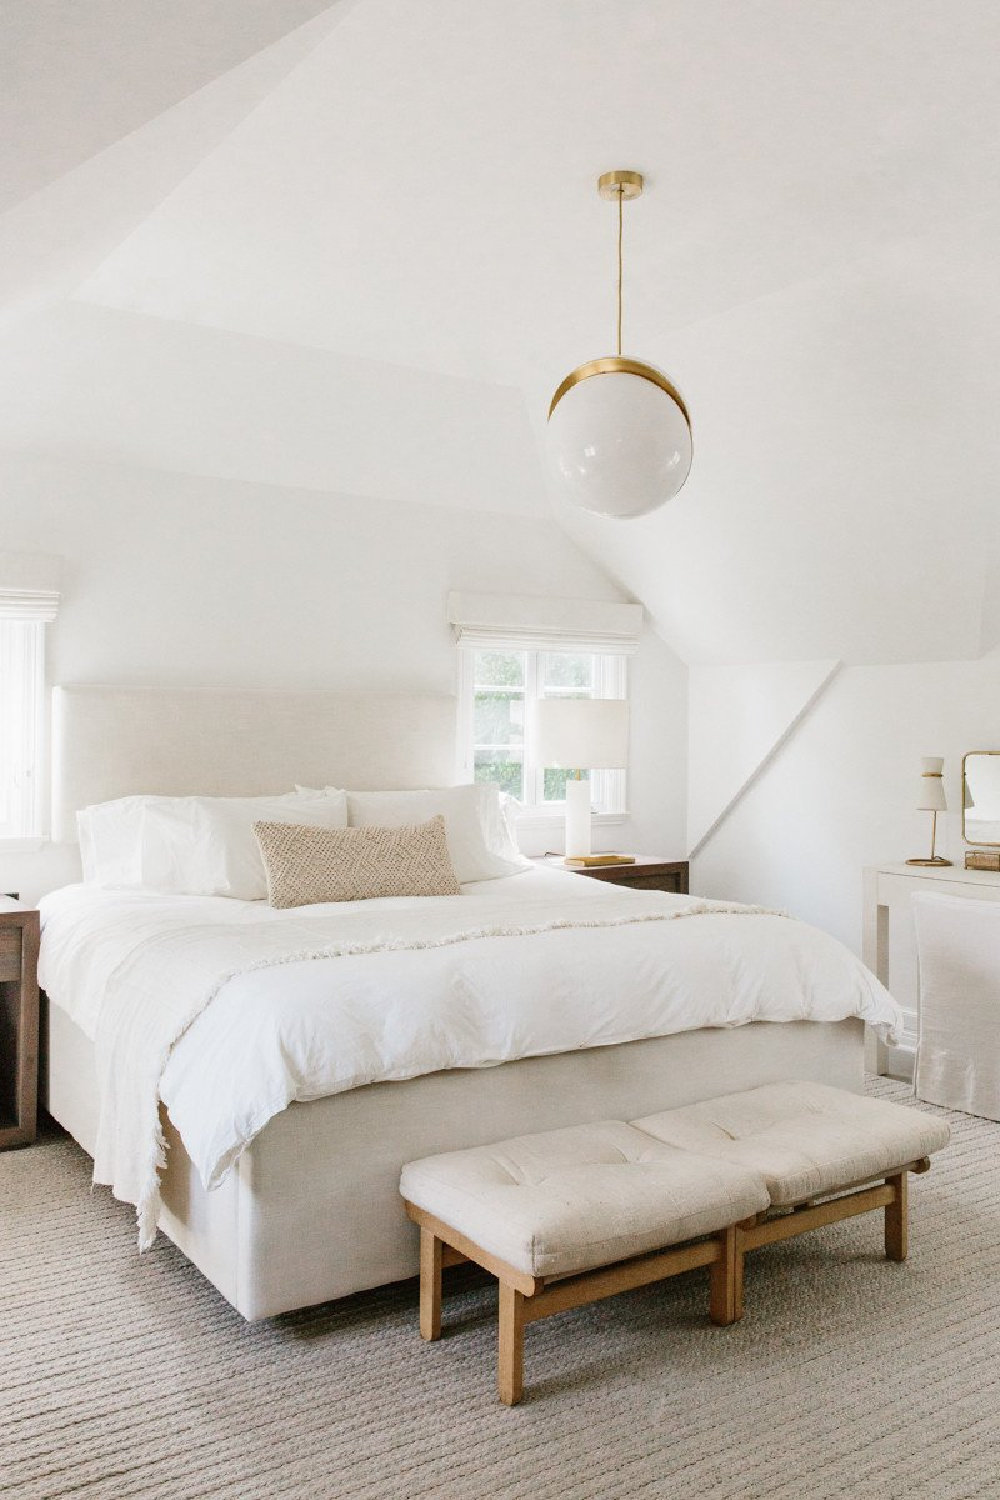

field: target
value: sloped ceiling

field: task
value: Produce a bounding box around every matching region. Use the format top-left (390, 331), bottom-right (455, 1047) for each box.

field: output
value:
top-left (0, 301), bottom-right (545, 512)
top-left (2, 0), bottom-right (998, 665)
top-left (0, 1), bottom-right (341, 213)
top-left (0, 5), bottom-right (354, 329)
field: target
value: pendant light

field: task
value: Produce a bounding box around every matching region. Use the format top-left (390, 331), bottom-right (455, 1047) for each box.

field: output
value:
top-left (547, 170), bottom-right (692, 519)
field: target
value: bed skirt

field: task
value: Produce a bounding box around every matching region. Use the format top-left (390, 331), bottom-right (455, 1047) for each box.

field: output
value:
top-left (43, 998), bottom-right (864, 1320)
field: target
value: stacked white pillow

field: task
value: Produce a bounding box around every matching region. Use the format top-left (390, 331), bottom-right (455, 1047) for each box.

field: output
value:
top-left (78, 782), bottom-right (529, 899)
top-left (344, 785), bottom-right (530, 884)
top-left (77, 788), bottom-right (348, 900)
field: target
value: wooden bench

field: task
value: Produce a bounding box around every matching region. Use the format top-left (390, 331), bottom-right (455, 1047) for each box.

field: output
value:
top-left (632, 1080), bottom-right (950, 1316)
top-left (401, 1083), bottom-right (950, 1404)
top-left (401, 1120), bottom-right (770, 1404)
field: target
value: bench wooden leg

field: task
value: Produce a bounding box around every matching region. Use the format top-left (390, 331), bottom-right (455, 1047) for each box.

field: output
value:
top-left (885, 1171), bottom-right (908, 1263)
top-left (498, 1282), bottom-right (526, 1406)
top-left (733, 1226), bottom-right (746, 1322)
top-left (420, 1227), bottom-right (443, 1341)
top-left (709, 1225), bottom-right (740, 1326)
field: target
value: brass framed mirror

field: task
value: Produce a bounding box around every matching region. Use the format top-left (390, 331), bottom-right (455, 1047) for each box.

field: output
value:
top-left (962, 751), bottom-right (1000, 846)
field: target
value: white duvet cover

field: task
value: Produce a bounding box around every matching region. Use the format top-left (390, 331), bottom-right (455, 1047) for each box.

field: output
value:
top-left (39, 869), bottom-right (902, 1248)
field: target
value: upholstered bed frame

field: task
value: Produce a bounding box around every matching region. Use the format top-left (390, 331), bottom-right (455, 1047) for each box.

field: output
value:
top-left (42, 684), bottom-right (865, 1320)
top-left (49, 684), bottom-right (460, 840)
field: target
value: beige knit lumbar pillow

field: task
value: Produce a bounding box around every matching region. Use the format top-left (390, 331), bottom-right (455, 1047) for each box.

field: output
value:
top-left (252, 814), bottom-right (462, 908)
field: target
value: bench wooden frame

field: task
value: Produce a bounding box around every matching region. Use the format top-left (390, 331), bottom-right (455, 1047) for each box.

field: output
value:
top-left (730, 1157), bottom-right (929, 1319)
top-left (404, 1157), bottom-right (930, 1405)
top-left (405, 1201), bottom-right (741, 1405)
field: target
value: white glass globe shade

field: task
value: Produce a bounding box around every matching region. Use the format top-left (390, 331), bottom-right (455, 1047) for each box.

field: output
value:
top-left (547, 364), bottom-right (692, 519)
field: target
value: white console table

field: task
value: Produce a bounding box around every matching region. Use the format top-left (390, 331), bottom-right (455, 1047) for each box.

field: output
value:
top-left (863, 862), bottom-right (1000, 1077)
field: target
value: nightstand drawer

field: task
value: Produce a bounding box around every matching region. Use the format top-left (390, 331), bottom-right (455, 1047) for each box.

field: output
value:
top-left (0, 906), bottom-right (39, 1150)
top-left (620, 873), bottom-right (686, 893)
top-left (0, 929), bottom-right (21, 981)
top-left (542, 857), bottom-right (689, 895)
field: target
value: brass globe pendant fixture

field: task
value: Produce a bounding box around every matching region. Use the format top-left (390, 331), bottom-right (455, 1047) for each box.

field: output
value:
top-left (547, 170), bottom-right (692, 519)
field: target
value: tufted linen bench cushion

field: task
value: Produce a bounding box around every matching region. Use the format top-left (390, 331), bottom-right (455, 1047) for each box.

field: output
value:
top-left (632, 1081), bottom-right (951, 1207)
top-left (400, 1119), bottom-right (770, 1279)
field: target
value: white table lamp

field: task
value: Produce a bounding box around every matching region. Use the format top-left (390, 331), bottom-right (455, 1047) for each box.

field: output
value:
top-left (906, 756), bottom-right (952, 867)
top-left (535, 698), bottom-right (629, 858)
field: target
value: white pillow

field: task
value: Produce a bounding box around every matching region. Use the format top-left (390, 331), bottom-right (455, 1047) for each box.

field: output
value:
top-left (77, 789), bottom-right (348, 899)
top-left (345, 784), bottom-right (530, 884)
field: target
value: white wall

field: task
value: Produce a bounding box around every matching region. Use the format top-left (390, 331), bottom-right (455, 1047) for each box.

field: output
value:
top-left (691, 651), bottom-right (1000, 955)
top-left (0, 451), bottom-right (687, 902)
top-left (687, 660), bottom-right (840, 853)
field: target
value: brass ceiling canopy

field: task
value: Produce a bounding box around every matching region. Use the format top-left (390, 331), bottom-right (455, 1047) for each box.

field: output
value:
top-left (597, 168), bottom-right (644, 202)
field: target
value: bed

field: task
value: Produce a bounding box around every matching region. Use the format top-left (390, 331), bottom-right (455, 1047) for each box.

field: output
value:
top-left (40, 685), bottom-right (899, 1320)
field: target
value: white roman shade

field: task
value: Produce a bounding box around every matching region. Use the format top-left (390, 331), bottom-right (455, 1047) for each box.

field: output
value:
top-left (0, 591), bottom-right (60, 622)
top-left (0, 552), bottom-right (62, 621)
top-left (447, 591), bottom-right (642, 655)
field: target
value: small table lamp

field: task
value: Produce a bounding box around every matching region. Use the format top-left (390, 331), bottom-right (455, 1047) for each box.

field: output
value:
top-left (906, 756), bottom-right (953, 867)
top-left (535, 698), bottom-right (629, 858)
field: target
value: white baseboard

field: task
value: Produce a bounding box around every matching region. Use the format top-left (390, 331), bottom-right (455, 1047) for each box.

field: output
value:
top-left (879, 1038), bottom-right (915, 1083)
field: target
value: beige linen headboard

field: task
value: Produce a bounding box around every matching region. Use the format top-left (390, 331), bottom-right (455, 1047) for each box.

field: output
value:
top-left (51, 685), bottom-right (457, 842)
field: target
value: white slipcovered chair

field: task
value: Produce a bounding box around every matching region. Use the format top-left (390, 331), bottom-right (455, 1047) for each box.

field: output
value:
top-left (914, 891), bottom-right (1000, 1119)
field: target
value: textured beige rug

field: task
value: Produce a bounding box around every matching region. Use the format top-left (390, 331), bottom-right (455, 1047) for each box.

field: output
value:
top-left (3, 1081), bottom-right (997, 1500)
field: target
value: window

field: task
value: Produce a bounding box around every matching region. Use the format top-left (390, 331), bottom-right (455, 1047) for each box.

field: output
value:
top-left (459, 645), bottom-right (627, 818)
top-left (0, 617), bottom-right (46, 840)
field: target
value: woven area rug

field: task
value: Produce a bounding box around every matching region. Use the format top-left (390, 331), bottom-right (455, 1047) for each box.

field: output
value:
top-left (3, 1080), bottom-right (998, 1500)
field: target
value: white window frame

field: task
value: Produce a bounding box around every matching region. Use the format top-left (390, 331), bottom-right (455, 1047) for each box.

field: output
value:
top-left (457, 640), bottom-right (628, 828)
top-left (0, 615), bottom-right (47, 846)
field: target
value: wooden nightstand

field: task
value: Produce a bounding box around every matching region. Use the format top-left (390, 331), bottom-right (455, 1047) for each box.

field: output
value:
top-left (538, 856), bottom-right (689, 895)
top-left (0, 897), bottom-right (40, 1149)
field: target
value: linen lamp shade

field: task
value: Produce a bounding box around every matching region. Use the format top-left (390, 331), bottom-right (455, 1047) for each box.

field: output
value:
top-left (535, 698), bottom-right (629, 771)
top-left (916, 757), bottom-right (948, 812)
top-left (535, 699), bottom-right (629, 858)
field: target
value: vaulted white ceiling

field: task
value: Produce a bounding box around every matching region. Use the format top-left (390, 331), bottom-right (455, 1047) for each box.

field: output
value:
top-left (0, 0), bottom-right (340, 213)
top-left (2, 0), bottom-right (998, 664)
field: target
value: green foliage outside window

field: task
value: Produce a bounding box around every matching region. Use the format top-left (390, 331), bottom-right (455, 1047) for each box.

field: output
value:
top-left (474, 691), bottom-right (523, 746)
top-left (474, 651), bottom-right (524, 687)
top-left (543, 767), bottom-right (590, 801)
top-left (474, 754), bottom-right (524, 798)
top-left (540, 653), bottom-right (592, 689)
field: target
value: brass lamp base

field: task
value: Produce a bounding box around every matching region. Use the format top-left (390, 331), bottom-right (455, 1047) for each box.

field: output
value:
top-left (908, 805), bottom-right (951, 866)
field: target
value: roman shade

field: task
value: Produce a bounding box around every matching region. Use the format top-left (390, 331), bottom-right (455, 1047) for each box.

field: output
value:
top-left (447, 591), bottom-right (642, 655)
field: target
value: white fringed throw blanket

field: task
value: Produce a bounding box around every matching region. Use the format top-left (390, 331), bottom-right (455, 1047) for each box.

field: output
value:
top-left (38, 872), bottom-right (903, 1248)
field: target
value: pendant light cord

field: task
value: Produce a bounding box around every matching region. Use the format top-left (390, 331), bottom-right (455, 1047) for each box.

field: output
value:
top-left (616, 186), bottom-right (623, 357)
